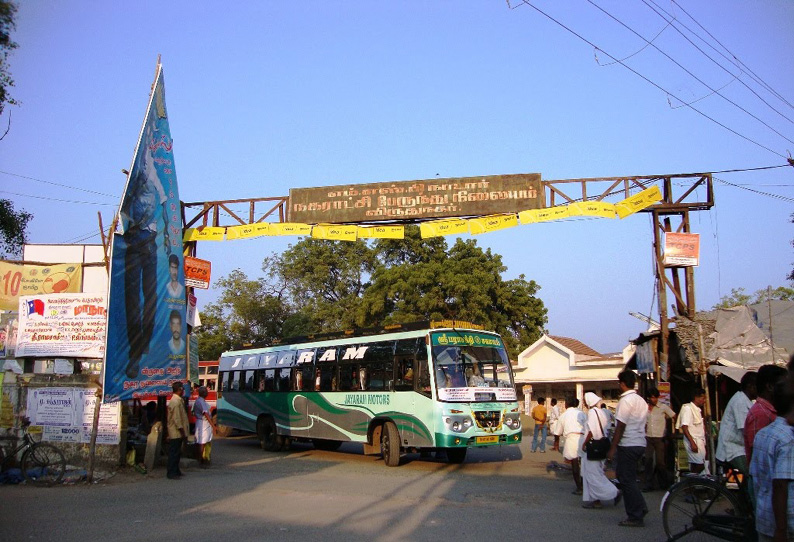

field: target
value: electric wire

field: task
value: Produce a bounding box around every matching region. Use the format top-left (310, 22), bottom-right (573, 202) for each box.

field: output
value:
top-left (712, 177), bottom-right (794, 203)
top-left (0, 170), bottom-right (119, 199)
top-left (0, 190), bottom-right (117, 206)
top-left (511, 1), bottom-right (789, 160)
top-left (593, 19), bottom-right (672, 66)
top-left (587, 0), bottom-right (794, 146)
top-left (643, 0), bottom-right (794, 126)
top-left (668, 0), bottom-right (794, 112)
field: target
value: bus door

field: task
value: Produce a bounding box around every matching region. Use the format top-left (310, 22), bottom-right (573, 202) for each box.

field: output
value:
top-left (394, 338), bottom-right (432, 447)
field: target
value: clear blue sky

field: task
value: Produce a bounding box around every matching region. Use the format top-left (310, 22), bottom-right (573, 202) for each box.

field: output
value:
top-left (2, 1), bottom-right (793, 354)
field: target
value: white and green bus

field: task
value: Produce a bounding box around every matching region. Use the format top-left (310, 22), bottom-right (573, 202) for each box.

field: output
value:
top-left (216, 321), bottom-right (521, 466)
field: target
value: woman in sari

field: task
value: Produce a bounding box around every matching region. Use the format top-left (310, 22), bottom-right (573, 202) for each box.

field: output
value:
top-left (581, 392), bottom-right (621, 509)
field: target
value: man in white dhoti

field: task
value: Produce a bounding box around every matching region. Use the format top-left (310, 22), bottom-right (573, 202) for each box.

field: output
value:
top-left (193, 386), bottom-right (216, 467)
top-left (677, 388), bottom-right (708, 474)
top-left (559, 396), bottom-right (586, 495)
top-left (581, 392), bottom-right (621, 509)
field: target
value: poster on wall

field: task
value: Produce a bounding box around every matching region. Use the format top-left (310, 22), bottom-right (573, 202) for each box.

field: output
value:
top-left (0, 311), bottom-right (18, 358)
top-left (104, 62), bottom-right (186, 402)
top-left (15, 294), bottom-right (107, 358)
top-left (0, 261), bottom-right (83, 311)
top-left (25, 387), bottom-right (120, 444)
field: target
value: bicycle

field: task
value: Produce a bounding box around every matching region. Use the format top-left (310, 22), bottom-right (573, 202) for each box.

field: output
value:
top-left (0, 418), bottom-right (67, 486)
top-left (661, 462), bottom-right (756, 541)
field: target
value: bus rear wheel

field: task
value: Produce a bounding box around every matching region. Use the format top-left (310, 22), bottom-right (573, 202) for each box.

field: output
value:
top-left (257, 417), bottom-right (282, 452)
top-left (380, 421), bottom-right (401, 467)
top-left (446, 448), bottom-right (467, 464)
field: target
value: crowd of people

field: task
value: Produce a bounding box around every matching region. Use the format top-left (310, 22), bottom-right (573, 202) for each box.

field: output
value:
top-left (530, 359), bottom-right (794, 538)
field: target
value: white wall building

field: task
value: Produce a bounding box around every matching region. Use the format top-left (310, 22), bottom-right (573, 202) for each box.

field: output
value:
top-left (514, 334), bottom-right (630, 412)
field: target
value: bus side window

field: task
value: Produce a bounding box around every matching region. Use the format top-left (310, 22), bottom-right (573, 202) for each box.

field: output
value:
top-left (300, 364), bottom-right (314, 392)
top-left (362, 341), bottom-right (395, 391)
top-left (338, 365), bottom-right (354, 391)
top-left (416, 359), bottom-right (431, 396)
top-left (394, 358), bottom-right (414, 391)
top-left (264, 369), bottom-right (275, 392)
top-left (277, 368), bottom-right (291, 391)
top-left (231, 371), bottom-right (241, 391)
top-left (220, 372), bottom-right (230, 392)
top-left (245, 370), bottom-right (255, 390)
top-left (318, 365), bottom-right (336, 391)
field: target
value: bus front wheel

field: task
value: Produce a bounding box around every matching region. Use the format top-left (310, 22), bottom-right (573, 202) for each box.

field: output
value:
top-left (257, 417), bottom-right (282, 452)
top-left (380, 421), bottom-right (401, 467)
top-left (446, 448), bottom-right (467, 464)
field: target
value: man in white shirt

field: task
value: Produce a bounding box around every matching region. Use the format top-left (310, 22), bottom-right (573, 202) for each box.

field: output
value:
top-left (607, 370), bottom-right (648, 528)
top-left (678, 388), bottom-right (708, 474)
top-left (715, 372), bottom-right (756, 477)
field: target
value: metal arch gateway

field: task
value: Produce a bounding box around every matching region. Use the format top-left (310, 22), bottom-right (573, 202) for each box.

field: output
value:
top-left (180, 171), bottom-right (714, 382)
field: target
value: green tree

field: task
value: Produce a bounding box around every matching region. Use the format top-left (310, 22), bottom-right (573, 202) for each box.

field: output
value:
top-left (200, 229), bottom-right (548, 360)
top-left (195, 269), bottom-right (296, 359)
top-left (0, 1), bottom-right (18, 118)
top-left (360, 227), bottom-right (547, 358)
top-left (273, 239), bottom-right (377, 332)
top-left (712, 285), bottom-right (794, 309)
top-left (0, 198), bottom-right (32, 258)
top-left (713, 287), bottom-right (752, 309)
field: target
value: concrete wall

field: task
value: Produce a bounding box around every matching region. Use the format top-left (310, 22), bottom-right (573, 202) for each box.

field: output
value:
top-left (1, 372), bottom-right (124, 471)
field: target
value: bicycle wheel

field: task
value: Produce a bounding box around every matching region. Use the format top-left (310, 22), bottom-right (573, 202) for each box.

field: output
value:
top-left (662, 478), bottom-right (749, 541)
top-left (21, 444), bottom-right (66, 486)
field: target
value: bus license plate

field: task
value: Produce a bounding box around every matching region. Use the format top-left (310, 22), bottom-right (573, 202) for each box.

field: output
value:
top-left (476, 435), bottom-right (499, 444)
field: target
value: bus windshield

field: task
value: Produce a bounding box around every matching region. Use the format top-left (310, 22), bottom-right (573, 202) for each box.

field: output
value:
top-left (430, 331), bottom-right (515, 402)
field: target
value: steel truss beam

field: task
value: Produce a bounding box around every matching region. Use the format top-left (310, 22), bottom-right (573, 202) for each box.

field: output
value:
top-left (181, 173), bottom-right (714, 376)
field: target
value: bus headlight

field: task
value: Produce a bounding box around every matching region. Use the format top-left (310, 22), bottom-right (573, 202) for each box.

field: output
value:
top-left (504, 415), bottom-right (520, 429)
top-left (445, 415), bottom-right (472, 433)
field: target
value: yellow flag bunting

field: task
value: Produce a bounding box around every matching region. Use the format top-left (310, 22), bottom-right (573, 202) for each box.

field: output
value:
top-left (183, 187), bottom-right (662, 242)
top-left (614, 185), bottom-right (663, 218)
top-left (468, 214), bottom-right (518, 235)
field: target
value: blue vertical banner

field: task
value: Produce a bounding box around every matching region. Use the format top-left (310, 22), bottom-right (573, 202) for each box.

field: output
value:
top-left (104, 62), bottom-right (186, 402)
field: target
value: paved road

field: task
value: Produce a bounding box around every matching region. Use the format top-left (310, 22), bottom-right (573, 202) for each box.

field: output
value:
top-left (0, 431), bottom-right (672, 542)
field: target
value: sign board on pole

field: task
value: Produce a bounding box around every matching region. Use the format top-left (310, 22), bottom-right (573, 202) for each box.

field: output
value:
top-left (663, 232), bottom-right (700, 267)
top-left (184, 256), bottom-right (211, 289)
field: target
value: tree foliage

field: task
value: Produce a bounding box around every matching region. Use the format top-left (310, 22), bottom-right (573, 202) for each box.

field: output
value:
top-left (360, 228), bottom-right (546, 357)
top-left (194, 269), bottom-right (308, 360)
top-left (199, 227), bottom-right (548, 360)
top-left (712, 285), bottom-right (794, 309)
top-left (272, 239), bottom-right (377, 331)
top-left (0, 1), bottom-right (18, 117)
top-left (0, 198), bottom-right (31, 258)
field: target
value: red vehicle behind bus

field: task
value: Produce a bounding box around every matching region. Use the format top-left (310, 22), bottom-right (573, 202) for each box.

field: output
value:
top-left (188, 360), bottom-right (219, 422)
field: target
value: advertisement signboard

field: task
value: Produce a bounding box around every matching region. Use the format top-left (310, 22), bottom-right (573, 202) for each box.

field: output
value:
top-left (663, 232), bottom-right (700, 267)
top-left (26, 387), bottom-right (120, 444)
top-left (184, 256), bottom-right (211, 289)
top-left (16, 293), bottom-right (107, 358)
top-left (104, 64), bottom-right (186, 402)
top-left (0, 262), bottom-right (82, 310)
top-left (289, 173), bottom-right (544, 224)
